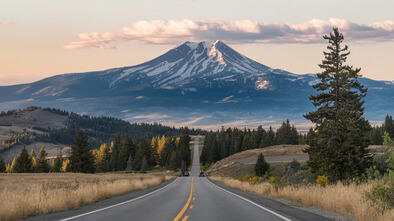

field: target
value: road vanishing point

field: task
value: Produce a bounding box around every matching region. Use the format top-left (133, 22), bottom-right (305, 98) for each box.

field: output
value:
top-left (27, 138), bottom-right (331, 221)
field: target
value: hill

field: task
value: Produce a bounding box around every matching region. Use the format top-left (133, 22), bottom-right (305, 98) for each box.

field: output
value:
top-left (0, 41), bottom-right (392, 130)
top-left (0, 107), bottom-right (204, 163)
top-left (207, 145), bottom-right (309, 176)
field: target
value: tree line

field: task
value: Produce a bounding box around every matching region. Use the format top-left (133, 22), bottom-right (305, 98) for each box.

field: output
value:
top-left (0, 106), bottom-right (204, 150)
top-left (369, 115), bottom-right (394, 145)
top-left (31, 107), bottom-right (204, 147)
top-left (0, 129), bottom-right (192, 173)
top-left (200, 119), bottom-right (303, 165)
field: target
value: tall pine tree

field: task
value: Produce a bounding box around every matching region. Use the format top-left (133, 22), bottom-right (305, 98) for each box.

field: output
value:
top-left (384, 115), bottom-right (394, 138)
top-left (304, 28), bottom-right (371, 182)
top-left (36, 146), bottom-right (49, 173)
top-left (14, 147), bottom-right (32, 173)
top-left (68, 130), bottom-right (95, 173)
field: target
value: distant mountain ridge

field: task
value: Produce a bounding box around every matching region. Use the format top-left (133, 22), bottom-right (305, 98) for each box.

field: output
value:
top-left (0, 40), bottom-right (393, 129)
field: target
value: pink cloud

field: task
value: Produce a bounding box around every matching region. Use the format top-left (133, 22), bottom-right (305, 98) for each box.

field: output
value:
top-left (63, 18), bottom-right (394, 49)
top-left (0, 21), bottom-right (12, 25)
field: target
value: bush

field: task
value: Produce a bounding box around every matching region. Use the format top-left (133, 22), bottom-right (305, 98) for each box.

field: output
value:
top-left (317, 175), bottom-right (328, 187)
top-left (242, 174), bottom-right (252, 182)
top-left (248, 176), bottom-right (259, 184)
top-left (368, 170), bottom-right (394, 209)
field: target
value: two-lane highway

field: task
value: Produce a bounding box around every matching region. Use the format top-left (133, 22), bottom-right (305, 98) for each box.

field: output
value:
top-left (27, 138), bottom-right (331, 221)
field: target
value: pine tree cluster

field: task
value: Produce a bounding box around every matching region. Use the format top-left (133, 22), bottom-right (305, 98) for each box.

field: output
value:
top-left (200, 120), bottom-right (302, 165)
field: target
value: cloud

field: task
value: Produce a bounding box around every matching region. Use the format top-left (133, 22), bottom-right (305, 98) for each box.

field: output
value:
top-left (0, 21), bottom-right (12, 25)
top-left (132, 113), bottom-right (169, 119)
top-left (63, 18), bottom-right (394, 49)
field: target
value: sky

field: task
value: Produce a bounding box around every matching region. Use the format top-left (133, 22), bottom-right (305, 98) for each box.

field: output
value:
top-left (1, 0), bottom-right (393, 86)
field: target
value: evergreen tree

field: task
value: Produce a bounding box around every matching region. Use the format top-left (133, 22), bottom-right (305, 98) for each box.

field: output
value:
top-left (262, 127), bottom-right (275, 147)
top-left (161, 137), bottom-right (176, 167)
top-left (169, 151), bottom-right (178, 170)
top-left (304, 28), bottom-right (372, 182)
top-left (276, 120), bottom-right (298, 145)
top-left (306, 127), bottom-right (318, 147)
top-left (254, 126), bottom-right (266, 149)
top-left (384, 115), bottom-right (394, 138)
top-left (52, 155), bottom-right (63, 172)
top-left (369, 126), bottom-right (384, 145)
top-left (140, 157), bottom-right (148, 173)
top-left (254, 153), bottom-right (270, 176)
top-left (132, 138), bottom-right (151, 171)
top-left (178, 128), bottom-right (191, 167)
top-left (68, 130), bottom-right (95, 173)
top-left (37, 146), bottom-right (49, 173)
top-left (242, 131), bottom-right (253, 150)
top-left (0, 157), bottom-right (6, 172)
top-left (118, 137), bottom-right (131, 171)
top-left (126, 154), bottom-right (133, 171)
top-left (14, 146), bottom-right (32, 173)
top-left (180, 160), bottom-right (186, 174)
top-left (109, 133), bottom-right (121, 171)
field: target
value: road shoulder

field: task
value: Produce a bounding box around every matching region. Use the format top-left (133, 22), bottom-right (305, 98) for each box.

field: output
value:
top-left (208, 178), bottom-right (353, 221)
top-left (25, 178), bottom-right (177, 221)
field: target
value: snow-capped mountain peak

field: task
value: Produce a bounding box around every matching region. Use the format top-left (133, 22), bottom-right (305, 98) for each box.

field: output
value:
top-left (109, 40), bottom-right (270, 88)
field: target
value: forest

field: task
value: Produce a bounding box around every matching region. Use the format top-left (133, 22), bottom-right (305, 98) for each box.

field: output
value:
top-left (0, 128), bottom-right (192, 173)
top-left (200, 116), bottom-right (394, 166)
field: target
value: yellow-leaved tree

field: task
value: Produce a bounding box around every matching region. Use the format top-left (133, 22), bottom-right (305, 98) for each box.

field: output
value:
top-left (30, 149), bottom-right (37, 172)
top-left (61, 159), bottom-right (69, 172)
top-left (6, 157), bottom-right (16, 173)
top-left (158, 135), bottom-right (166, 155)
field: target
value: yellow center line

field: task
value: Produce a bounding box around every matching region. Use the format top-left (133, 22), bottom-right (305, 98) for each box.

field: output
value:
top-left (173, 178), bottom-right (194, 221)
top-left (189, 205), bottom-right (194, 209)
top-left (192, 197), bottom-right (195, 201)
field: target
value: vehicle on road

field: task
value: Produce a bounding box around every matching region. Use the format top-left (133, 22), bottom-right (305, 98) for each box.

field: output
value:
top-left (199, 172), bottom-right (204, 177)
top-left (183, 171), bottom-right (189, 176)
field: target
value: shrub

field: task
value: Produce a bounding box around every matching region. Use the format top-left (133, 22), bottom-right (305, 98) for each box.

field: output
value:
top-left (367, 170), bottom-right (394, 209)
top-left (248, 176), bottom-right (259, 184)
top-left (242, 174), bottom-right (251, 182)
top-left (317, 175), bottom-right (328, 187)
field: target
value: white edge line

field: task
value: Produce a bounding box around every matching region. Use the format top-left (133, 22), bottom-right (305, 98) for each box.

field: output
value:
top-left (205, 178), bottom-right (293, 221)
top-left (60, 177), bottom-right (179, 221)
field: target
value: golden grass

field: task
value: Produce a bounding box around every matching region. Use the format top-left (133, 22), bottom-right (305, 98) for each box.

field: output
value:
top-left (0, 173), bottom-right (172, 221)
top-left (210, 176), bottom-right (394, 221)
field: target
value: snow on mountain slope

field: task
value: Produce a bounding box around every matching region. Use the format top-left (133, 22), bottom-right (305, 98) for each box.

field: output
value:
top-left (109, 40), bottom-right (272, 88)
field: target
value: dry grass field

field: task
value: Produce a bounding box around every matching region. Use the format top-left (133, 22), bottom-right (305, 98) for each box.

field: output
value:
top-left (0, 173), bottom-right (172, 221)
top-left (211, 176), bottom-right (394, 221)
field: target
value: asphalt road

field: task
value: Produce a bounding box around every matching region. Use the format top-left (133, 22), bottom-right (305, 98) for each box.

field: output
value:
top-left (27, 138), bottom-right (331, 221)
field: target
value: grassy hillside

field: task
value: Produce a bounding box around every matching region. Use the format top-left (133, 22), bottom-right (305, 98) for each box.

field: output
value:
top-left (0, 106), bottom-right (205, 162)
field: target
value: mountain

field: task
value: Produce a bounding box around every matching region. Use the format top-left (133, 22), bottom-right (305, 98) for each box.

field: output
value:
top-left (0, 40), bottom-right (393, 130)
